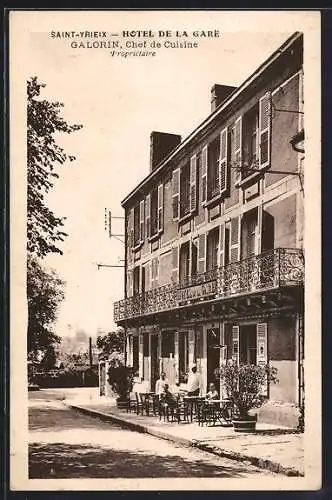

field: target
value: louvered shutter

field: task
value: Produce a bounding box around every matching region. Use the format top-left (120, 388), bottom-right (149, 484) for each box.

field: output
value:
top-left (257, 323), bottom-right (268, 396)
top-left (198, 233), bottom-right (206, 273)
top-left (201, 146), bottom-right (208, 203)
top-left (171, 246), bottom-right (179, 283)
top-left (256, 205), bottom-right (263, 255)
top-left (155, 257), bottom-right (159, 286)
top-left (157, 184), bottom-right (164, 232)
top-left (259, 93), bottom-right (271, 169)
top-left (189, 330), bottom-right (195, 365)
top-left (230, 216), bottom-right (241, 263)
top-left (145, 194), bottom-right (151, 238)
top-left (190, 154), bottom-right (197, 213)
top-left (140, 200), bottom-right (145, 242)
top-left (144, 263), bottom-right (150, 291)
top-left (127, 269), bottom-right (133, 298)
top-left (128, 209), bottom-right (134, 249)
top-left (138, 333), bottom-right (144, 379)
top-left (234, 117), bottom-right (242, 182)
top-left (219, 223), bottom-right (225, 267)
top-left (232, 325), bottom-right (239, 364)
top-left (219, 127), bottom-right (228, 194)
top-left (174, 331), bottom-right (179, 383)
top-left (172, 168), bottom-right (180, 220)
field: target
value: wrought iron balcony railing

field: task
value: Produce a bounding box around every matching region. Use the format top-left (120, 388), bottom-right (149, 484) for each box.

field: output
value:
top-left (113, 247), bottom-right (304, 322)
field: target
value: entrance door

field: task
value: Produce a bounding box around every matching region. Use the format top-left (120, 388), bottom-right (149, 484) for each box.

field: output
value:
top-left (239, 325), bottom-right (257, 364)
top-left (150, 334), bottom-right (159, 392)
top-left (161, 331), bottom-right (175, 385)
top-left (207, 328), bottom-right (220, 388)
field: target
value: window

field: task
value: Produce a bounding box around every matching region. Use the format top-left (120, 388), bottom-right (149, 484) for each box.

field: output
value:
top-left (149, 184), bottom-right (163, 237)
top-left (133, 266), bottom-right (140, 296)
top-left (180, 163), bottom-right (190, 218)
top-left (179, 332), bottom-right (189, 382)
top-left (133, 204), bottom-right (140, 246)
top-left (206, 227), bottom-right (220, 271)
top-left (207, 136), bottom-right (220, 199)
top-left (179, 242), bottom-right (190, 284)
top-left (150, 189), bottom-right (158, 236)
top-left (242, 104), bottom-right (259, 178)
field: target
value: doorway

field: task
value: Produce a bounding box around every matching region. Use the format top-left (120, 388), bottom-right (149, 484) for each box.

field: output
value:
top-left (161, 331), bottom-right (175, 385)
top-left (150, 334), bottom-right (159, 392)
top-left (207, 328), bottom-right (220, 388)
top-left (239, 325), bottom-right (257, 364)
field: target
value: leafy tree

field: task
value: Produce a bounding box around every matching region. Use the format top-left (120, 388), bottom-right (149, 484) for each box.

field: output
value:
top-left (40, 345), bottom-right (57, 370)
top-left (27, 256), bottom-right (65, 358)
top-left (96, 328), bottom-right (125, 359)
top-left (27, 77), bottom-right (82, 359)
top-left (27, 76), bottom-right (82, 257)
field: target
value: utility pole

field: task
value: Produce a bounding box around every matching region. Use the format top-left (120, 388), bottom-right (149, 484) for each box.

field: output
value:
top-left (89, 337), bottom-right (93, 368)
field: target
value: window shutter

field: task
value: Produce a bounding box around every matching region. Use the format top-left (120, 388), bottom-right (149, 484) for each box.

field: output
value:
top-left (234, 117), bottom-right (242, 182)
top-left (155, 257), bottom-right (159, 286)
top-left (145, 194), bottom-right (151, 238)
top-left (139, 200), bottom-right (145, 242)
top-left (201, 146), bottom-right (208, 203)
top-left (157, 184), bottom-right (164, 232)
top-left (127, 269), bottom-right (133, 298)
top-left (198, 233), bottom-right (206, 273)
top-left (230, 216), bottom-right (241, 263)
top-left (257, 323), bottom-right (268, 396)
top-left (190, 154), bottom-right (198, 213)
top-left (144, 263), bottom-right (150, 291)
top-left (172, 168), bottom-right (180, 220)
top-left (219, 127), bottom-right (228, 194)
top-left (171, 246), bottom-right (179, 283)
top-left (138, 333), bottom-right (144, 379)
top-left (219, 223), bottom-right (225, 267)
top-left (259, 93), bottom-right (271, 169)
top-left (174, 331), bottom-right (179, 383)
top-left (232, 325), bottom-right (239, 364)
top-left (256, 205), bottom-right (263, 255)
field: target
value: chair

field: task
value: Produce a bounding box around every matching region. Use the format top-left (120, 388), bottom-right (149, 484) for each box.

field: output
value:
top-left (175, 394), bottom-right (190, 424)
top-left (126, 392), bottom-right (137, 413)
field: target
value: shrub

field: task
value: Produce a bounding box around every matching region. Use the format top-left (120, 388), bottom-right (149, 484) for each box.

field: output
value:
top-left (107, 352), bottom-right (134, 401)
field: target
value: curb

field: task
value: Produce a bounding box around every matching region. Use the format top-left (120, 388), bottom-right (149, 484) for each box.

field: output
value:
top-left (68, 403), bottom-right (303, 477)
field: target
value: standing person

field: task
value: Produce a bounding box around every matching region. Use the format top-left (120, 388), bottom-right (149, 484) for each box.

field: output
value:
top-left (155, 372), bottom-right (169, 396)
top-left (186, 363), bottom-right (201, 396)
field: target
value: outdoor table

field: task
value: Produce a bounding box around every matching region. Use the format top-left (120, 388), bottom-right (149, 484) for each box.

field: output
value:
top-left (198, 399), bottom-right (233, 427)
top-left (183, 395), bottom-right (205, 422)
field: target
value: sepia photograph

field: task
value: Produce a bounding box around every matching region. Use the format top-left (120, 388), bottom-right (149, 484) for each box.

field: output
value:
top-left (9, 9), bottom-right (321, 491)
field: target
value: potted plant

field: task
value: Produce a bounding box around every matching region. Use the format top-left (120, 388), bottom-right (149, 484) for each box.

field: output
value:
top-left (218, 361), bottom-right (278, 432)
top-left (106, 352), bottom-right (134, 409)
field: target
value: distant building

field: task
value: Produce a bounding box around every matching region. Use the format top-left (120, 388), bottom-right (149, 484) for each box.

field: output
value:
top-left (114, 33), bottom-right (304, 428)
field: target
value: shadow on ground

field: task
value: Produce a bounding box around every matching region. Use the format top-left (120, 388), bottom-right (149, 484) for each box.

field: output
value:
top-left (29, 442), bottom-right (259, 479)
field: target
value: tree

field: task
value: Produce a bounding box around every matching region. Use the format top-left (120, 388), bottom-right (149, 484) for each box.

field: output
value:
top-left (27, 76), bottom-right (82, 257)
top-left (40, 345), bottom-right (57, 370)
top-left (27, 256), bottom-right (65, 358)
top-left (27, 77), bottom-right (82, 359)
top-left (96, 328), bottom-right (125, 360)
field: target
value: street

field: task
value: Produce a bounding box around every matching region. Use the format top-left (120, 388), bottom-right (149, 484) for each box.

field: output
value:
top-left (29, 389), bottom-right (275, 478)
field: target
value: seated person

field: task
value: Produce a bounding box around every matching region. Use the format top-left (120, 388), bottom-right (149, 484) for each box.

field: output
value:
top-left (155, 372), bottom-right (169, 396)
top-left (160, 384), bottom-right (177, 409)
top-left (206, 382), bottom-right (219, 401)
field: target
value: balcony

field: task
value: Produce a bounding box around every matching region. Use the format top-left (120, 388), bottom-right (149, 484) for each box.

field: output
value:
top-left (113, 248), bottom-right (304, 323)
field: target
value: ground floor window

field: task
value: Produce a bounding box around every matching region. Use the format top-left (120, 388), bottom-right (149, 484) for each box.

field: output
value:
top-left (179, 331), bottom-right (189, 383)
top-left (132, 335), bottom-right (139, 375)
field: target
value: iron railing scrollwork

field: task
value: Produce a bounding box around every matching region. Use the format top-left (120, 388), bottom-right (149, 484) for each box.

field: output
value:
top-left (113, 248), bottom-right (304, 322)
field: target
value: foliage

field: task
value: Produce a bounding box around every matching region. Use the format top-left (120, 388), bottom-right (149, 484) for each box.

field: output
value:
top-left (217, 362), bottom-right (279, 417)
top-left (40, 345), bottom-right (57, 369)
top-left (96, 328), bottom-right (125, 360)
top-left (27, 256), bottom-right (64, 357)
top-left (107, 352), bottom-right (134, 400)
top-left (27, 76), bottom-right (82, 257)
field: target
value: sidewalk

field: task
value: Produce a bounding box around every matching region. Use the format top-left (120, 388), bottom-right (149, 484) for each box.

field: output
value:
top-left (66, 394), bottom-right (304, 477)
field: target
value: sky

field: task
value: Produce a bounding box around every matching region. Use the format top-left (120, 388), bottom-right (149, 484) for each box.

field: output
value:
top-left (13, 10), bottom-right (314, 338)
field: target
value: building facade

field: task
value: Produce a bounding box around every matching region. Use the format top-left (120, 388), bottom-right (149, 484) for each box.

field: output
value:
top-left (114, 32), bottom-right (305, 428)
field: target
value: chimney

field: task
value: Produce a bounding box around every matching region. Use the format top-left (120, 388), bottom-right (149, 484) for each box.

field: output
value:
top-left (211, 84), bottom-right (237, 112)
top-left (150, 131), bottom-right (182, 172)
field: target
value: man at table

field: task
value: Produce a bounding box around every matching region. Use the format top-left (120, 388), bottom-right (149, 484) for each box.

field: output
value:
top-left (186, 363), bottom-right (201, 396)
top-left (155, 372), bottom-right (169, 396)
